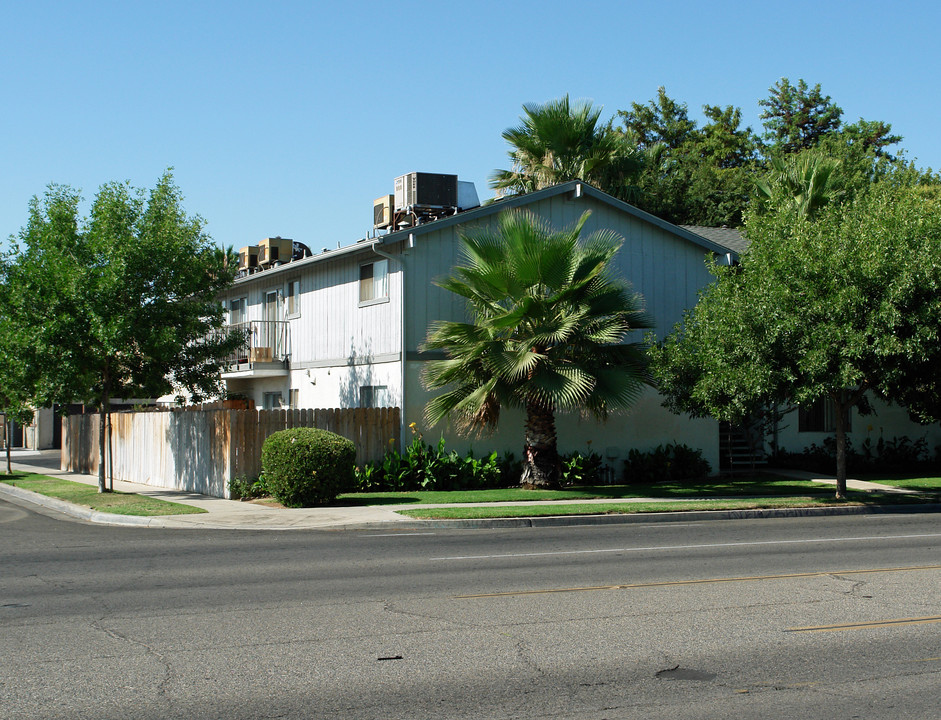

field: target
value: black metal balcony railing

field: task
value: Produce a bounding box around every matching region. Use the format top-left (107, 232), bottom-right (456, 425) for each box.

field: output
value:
top-left (225, 320), bottom-right (290, 367)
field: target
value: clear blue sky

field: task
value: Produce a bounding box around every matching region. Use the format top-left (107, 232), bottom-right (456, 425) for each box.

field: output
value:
top-left (3, 0), bottom-right (939, 252)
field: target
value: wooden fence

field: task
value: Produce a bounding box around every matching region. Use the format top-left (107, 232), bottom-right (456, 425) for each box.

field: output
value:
top-left (62, 407), bottom-right (400, 498)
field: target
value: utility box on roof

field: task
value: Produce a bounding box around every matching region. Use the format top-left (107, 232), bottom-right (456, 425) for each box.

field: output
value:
top-left (394, 172), bottom-right (458, 211)
top-left (258, 237), bottom-right (294, 266)
top-left (238, 246), bottom-right (259, 271)
top-left (374, 195), bottom-right (394, 229)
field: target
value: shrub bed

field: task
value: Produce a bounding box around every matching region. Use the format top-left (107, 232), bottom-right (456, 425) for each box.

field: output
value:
top-left (623, 443), bottom-right (711, 484)
top-left (773, 435), bottom-right (940, 474)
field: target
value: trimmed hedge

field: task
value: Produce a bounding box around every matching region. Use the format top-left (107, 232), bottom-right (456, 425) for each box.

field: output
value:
top-left (261, 428), bottom-right (355, 507)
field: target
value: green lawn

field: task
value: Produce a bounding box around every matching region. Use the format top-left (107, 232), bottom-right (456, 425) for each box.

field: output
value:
top-left (336, 473), bottom-right (941, 520)
top-left (396, 491), bottom-right (938, 519)
top-left (1, 473), bottom-right (207, 517)
top-left (337, 475), bottom-right (834, 506)
top-left (855, 475), bottom-right (941, 491)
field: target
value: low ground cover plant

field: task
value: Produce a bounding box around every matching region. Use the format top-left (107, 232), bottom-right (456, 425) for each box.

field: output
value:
top-left (353, 436), bottom-right (505, 492)
top-left (773, 435), bottom-right (940, 475)
top-left (352, 432), bottom-right (614, 493)
top-left (261, 428), bottom-right (355, 507)
top-left (623, 443), bottom-right (711, 484)
top-left (227, 475), bottom-right (269, 501)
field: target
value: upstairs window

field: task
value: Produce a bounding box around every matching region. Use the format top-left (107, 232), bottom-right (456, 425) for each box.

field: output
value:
top-left (286, 279), bottom-right (301, 317)
top-left (359, 259), bottom-right (388, 305)
top-left (229, 297), bottom-right (247, 326)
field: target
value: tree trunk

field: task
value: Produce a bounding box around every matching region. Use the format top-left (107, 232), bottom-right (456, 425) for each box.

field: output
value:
top-left (5, 420), bottom-right (11, 475)
top-left (520, 401), bottom-right (561, 489)
top-left (97, 402), bottom-right (107, 493)
top-left (97, 368), bottom-right (111, 493)
top-left (833, 394), bottom-right (848, 500)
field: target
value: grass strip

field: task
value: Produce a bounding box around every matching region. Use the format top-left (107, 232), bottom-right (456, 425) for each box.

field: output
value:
top-left (395, 493), bottom-right (939, 520)
top-left (1, 473), bottom-right (207, 517)
top-left (338, 477), bottom-right (831, 506)
top-left (855, 475), bottom-right (941, 491)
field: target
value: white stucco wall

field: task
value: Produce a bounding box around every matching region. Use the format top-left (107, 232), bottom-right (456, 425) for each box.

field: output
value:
top-left (775, 395), bottom-right (941, 458)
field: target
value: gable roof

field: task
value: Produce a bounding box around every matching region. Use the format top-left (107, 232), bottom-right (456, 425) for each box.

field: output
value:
top-left (233, 181), bottom-right (742, 287)
top-left (376, 181), bottom-right (742, 257)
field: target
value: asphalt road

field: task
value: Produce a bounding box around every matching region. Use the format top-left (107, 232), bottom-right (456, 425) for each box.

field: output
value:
top-left (2, 497), bottom-right (940, 719)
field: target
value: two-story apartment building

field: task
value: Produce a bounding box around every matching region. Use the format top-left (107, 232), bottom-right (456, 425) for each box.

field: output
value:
top-left (218, 180), bottom-right (736, 469)
top-left (217, 179), bottom-right (941, 471)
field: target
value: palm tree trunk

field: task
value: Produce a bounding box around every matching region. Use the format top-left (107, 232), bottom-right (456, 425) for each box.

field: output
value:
top-left (521, 401), bottom-right (561, 489)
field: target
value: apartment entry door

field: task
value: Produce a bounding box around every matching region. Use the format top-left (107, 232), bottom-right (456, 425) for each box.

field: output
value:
top-left (262, 290), bottom-right (280, 357)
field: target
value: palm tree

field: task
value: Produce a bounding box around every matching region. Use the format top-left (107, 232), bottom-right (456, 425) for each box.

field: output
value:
top-left (753, 152), bottom-right (845, 219)
top-left (422, 210), bottom-right (654, 488)
top-left (491, 96), bottom-right (647, 201)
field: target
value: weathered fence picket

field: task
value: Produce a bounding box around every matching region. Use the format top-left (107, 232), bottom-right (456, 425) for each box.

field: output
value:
top-left (62, 407), bottom-right (400, 498)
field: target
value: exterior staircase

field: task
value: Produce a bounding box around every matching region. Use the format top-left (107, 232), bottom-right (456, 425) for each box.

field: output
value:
top-left (719, 421), bottom-right (768, 472)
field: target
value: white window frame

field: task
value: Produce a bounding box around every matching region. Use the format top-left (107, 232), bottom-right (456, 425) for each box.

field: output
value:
top-left (359, 259), bottom-right (389, 306)
top-left (286, 278), bottom-right (301, 318)
top-left (229, 296), bottom-right (247, 326)
top-left (359, 385), bottom-right (390, 409)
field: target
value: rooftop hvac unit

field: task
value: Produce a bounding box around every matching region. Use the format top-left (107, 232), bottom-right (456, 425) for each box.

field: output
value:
top-left (394, 172), bottom-right (458, 211)
top-left (374, 195), bottom-right (394, 229)
top-left (238, 246), bottom-right (259, 271)
top-left (258, 237), bottom-right (294, 266)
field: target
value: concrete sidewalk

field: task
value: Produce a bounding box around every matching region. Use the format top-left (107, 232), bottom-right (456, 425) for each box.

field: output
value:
top-left (0, 448), bottom-right (932, 531)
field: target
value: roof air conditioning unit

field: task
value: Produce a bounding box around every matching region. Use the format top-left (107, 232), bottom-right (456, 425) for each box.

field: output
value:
top-left (394, 172), bottom-right (458, 212)
top-left (238, 246), bottom-right (259, 271)
top-left (374, 195), bottom-right (394, 229)
top-left (258, 237), bottom-right (294, 267)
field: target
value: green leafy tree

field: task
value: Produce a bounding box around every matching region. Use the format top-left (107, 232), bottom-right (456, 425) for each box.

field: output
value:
top-left (617, 86), bottom-right (697, 150)
top-left (617, 90), bottom-right (759, 226)
top-left (6, 171), bottom-right (242, 492)
top-left (422, 210), bottom-right (654, 488)
top-left (491, 95), bottom-right (647, 201)
top-left (651, 184), bottom-right (941, 497)
top-left (758, 77), bottom-right (843, 154)
top-left (0, 271), bottom-right (36, 473)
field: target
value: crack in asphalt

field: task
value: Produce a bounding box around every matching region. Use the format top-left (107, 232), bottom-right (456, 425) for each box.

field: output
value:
top-left (826, 573), bottom-right (869, 598)
top-left (381, 600), bottom-right (468, 627)
top-left (90, 620), bottom-right (174, 707)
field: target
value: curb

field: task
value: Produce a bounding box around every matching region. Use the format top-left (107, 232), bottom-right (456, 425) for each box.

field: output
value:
top-left (340, 502), bottom-right (941, 531)
top-left (4, 479), bottom-right (940, 531)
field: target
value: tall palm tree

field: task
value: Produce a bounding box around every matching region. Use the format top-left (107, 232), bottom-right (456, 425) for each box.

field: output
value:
top-left (422, 210), bottom-right (654, 488)
top-left (491, 96), bottom-right (647, 201)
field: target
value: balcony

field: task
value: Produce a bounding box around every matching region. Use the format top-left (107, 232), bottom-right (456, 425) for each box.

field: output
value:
top-left (221, 320), bottom-right (290, 378)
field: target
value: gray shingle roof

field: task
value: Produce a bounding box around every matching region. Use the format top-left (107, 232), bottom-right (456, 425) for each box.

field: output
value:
top-left (680, 225), bottom-right (748, 255)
